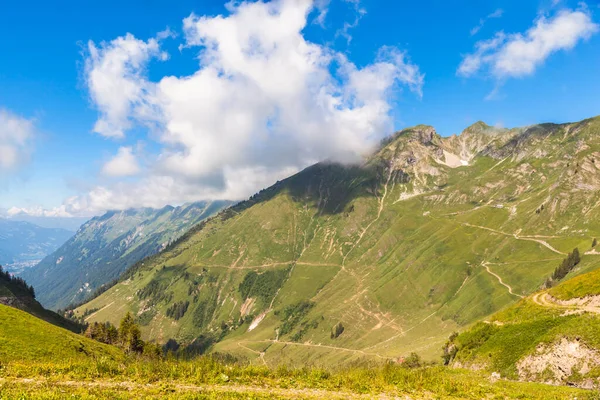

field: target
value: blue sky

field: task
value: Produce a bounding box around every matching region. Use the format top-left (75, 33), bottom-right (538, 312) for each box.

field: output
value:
top-left (0, 0), bottom-right (599, 217)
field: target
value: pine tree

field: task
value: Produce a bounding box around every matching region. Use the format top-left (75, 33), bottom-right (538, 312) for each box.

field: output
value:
top-left (572, 248), bottom-right (581, 265)
top-left (119, 312), bottom-right (143, 353)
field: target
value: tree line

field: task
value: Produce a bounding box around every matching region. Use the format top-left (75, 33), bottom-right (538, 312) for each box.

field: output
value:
top-left (545, 248), bottom-right (581, 287)
top-left (85, 312), bottom-right (161, 356)
top-left (0, 265), bottom-right (35, 298)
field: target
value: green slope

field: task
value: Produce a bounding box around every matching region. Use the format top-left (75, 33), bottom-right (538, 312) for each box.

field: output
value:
top-left (24, 200), bottom-right (231, 310)
top-left (0, 266), bottom-right (82, 333)
top-left (76, 116), bottom-right (600, 366)
top-left (449, 264), bottom-right (600, 387)
top-left (0, 304), bottom-right (121, 362)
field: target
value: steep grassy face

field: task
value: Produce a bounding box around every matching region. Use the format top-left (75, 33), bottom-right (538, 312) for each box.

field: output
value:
top-left (0, 304), bottom-right (121, 362)
top-left (24, 201), bottom-right (231, 310)
top-left (77, 117), bottom-right (600, 365)
top-left (449, 268), bottom-right (600, 387)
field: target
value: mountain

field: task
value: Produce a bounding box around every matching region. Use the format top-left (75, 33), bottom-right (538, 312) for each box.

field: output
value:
top-left (6, 214), bottom-right (90, 231)
top-left (0, 218), bottom-right (73, 274)
top-left (75, 116), bottom-right (600, 367)
top-left (24, 201), bottom-right (232, 310)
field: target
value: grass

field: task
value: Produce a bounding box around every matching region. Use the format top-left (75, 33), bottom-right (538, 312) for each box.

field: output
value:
top-left (0, 357), bottom-right (594, 399)
top-left (452, 295), bottom-right (600, 382)
top-left (549, 267), bottom-right (600, 300)
top-left (0, 304), bottom-right (122, 363)
top-left (73, 117), bottom-right (600, 366)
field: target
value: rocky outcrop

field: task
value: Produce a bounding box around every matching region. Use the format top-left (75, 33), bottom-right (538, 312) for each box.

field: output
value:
top-left (517, 338), bottom-right (600, 388)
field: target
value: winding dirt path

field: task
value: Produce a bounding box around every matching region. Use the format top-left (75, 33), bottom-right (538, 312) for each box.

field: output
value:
top-left (482, 262), bottom-right (524, 298)
top-left (462, 223), bottom-right (566, 255)
top-left (531, 292), bottom-right (600, 315)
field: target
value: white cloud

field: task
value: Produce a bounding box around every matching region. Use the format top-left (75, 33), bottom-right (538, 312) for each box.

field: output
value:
top-left (85, 33), bottom-right (168, 138)
top-left (0, 109), bottom-right (35, 171)
top-left (74, 0), bottom-right (423, 213)
top-left (101, 146), bottom-right (141, 177)
top-left (7, 205), bottom-right (76, 218)
top-left (335, 0), bottom-right (367, 45)
top-left (458, 8), bottom-right (598, 79)
top-left (470, 8), bottom-right (503, 36)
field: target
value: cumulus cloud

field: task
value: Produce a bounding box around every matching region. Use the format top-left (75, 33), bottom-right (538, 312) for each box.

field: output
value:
top-left (101, 146), bottom-right (141, 176)
top-left (85, 34), bottom-right (168, 138)
top-left (458, 8), bottom-right (598, 79)
top-left (0, 109), bottom-right (35, 171)
top-left (74, 0), bottom-right (423, 213)
top-left (470, 8), bottom-right (503, 36)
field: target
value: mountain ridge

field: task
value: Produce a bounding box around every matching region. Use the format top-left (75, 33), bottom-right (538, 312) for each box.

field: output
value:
top-left (24, 200), bottom-right (232, 310)
top-left (75, 115), bottom-right (600, 366)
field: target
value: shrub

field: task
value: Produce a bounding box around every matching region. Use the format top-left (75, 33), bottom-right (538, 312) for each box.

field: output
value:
top-left (331, 322), bottom-right (344, 339)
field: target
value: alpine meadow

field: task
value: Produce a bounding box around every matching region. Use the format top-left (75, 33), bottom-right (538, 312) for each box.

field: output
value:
top-left (2, 0), bottom-right (600, 398)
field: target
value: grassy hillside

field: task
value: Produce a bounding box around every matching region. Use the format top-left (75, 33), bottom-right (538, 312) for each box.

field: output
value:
top-left (75, 116), bottom-right (600, 366)
top-left (0, 304), bottom-right (121, 362)
top-left (24, 200), bottom-right (231, 310)
top-left (0, 298), bottom-right (590, 398)
top-left (449, 264), bottom-right (600, 387)
top-left (0, 266), bottom-right (82, 332)
top-left (0, 334), bottom-right (590, 399)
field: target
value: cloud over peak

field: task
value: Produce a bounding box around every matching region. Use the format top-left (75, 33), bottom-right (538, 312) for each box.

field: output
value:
top-left (78, 0), bottom-right (423, 213)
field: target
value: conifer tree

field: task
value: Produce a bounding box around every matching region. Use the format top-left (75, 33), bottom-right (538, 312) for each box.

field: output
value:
top-left (119, 312), bottom-right (143, 353)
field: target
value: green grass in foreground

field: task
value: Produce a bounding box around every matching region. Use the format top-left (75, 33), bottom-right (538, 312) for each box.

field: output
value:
top-left (451, 296), bottom-right (600, 383)
top-left (0, 357), bottom-right (593, 399)
top-left (0, 304), bottom-right (122, 362)
top-left (549, 267), bottom-right (600, 300)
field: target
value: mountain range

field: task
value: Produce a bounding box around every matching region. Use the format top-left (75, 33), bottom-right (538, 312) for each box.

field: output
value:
top-left (23, 201), bottom-right (231, 310)
top-left (69, 115), bottom-right (600, 375)
top-left (0, 218), bottom-right (73, 274)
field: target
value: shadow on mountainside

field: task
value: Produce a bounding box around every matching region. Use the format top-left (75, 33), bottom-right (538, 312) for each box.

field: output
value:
top-left (221, 162), bottom-right (388, 218)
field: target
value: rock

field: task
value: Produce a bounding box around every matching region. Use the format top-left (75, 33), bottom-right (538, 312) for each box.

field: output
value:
top-left (490, 372), bottom-right (501, 383)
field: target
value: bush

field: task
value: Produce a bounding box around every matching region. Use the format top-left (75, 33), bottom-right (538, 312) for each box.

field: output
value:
top-left (331, 322), bottom-right (344, 339)
top-left (402, 352), bottom-right (422, 368)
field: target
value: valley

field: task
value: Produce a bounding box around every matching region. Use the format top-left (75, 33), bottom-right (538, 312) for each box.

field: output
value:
top-left (71, 117), bottom-right (600, 372)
